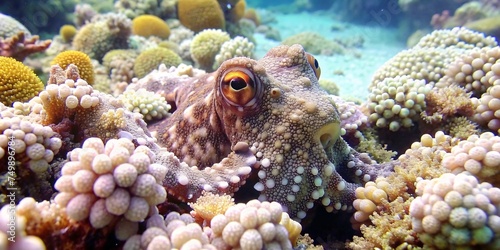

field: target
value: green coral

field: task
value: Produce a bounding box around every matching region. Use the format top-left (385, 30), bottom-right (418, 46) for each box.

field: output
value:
top-left (133, 47), bottom-right (182, 78)
top-left (190, 29), bottom-right (230, 71)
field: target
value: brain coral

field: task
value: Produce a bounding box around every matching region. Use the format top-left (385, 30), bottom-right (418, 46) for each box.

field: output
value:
top-left (132, 14), bottom-right (170, 39)
top-left (177, 0), bottom-right (225, 32)
top-left (410, 172), bottom-right (500, 249)
top-left (0, 56), bottom-right (44, 106)
top-left (0, 13), bottom-right (31, 38)
top-left (190, 29), bottom-right (230, 70)
top-left (133, 47), bottom-right (182, 78)
top-left (51, 50), bottom-right (95, 85)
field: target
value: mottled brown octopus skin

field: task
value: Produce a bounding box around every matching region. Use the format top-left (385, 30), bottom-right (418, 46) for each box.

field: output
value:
top-left (147, 44), bottom-right (392, 221)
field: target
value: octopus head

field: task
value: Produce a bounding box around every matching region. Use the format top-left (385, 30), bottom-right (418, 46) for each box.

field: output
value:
top-left (213, 44), bottom-right (351, 220)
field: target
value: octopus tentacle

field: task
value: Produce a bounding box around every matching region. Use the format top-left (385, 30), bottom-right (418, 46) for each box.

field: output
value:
top-left (156, 141), bottom-right (256, 201)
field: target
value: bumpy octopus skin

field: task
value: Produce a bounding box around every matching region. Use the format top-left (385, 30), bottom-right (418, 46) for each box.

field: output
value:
top-left (143, 44), bottom-right (392, 220)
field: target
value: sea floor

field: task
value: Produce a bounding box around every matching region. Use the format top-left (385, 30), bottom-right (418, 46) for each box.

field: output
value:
top-left (254, 12), bottom-right (407, 100)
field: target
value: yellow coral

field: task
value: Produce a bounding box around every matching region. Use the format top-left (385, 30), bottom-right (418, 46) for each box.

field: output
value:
top-left (59, 24), bottom-right (77, 43)
top-left (188, 191), bottom-right (234, 224)
top-left (0, 56), bottom-right (44, 106)
top-left (132, 15), bottom-right (170, 39)
top-left (133, 47), bottom-right (182, 78)
top-left (178, 0), bottom-right (225, 32)
top-left (51, 50), bottom-right (95, 85)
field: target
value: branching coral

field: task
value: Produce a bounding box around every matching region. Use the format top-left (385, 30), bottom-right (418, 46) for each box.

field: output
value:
top-left (421, 84), bottom-right (474, 126)
top-left (0, 32), bottom-right (51, 62)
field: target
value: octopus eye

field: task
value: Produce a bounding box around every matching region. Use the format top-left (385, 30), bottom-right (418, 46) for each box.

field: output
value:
top-left (220, 68), bottom-right (257, 107)
top-left (306, 53), bottom-right (321, 79)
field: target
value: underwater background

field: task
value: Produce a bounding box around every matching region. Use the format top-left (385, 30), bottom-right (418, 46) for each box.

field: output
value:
top-left (0, 0), bottom-right (500, 249)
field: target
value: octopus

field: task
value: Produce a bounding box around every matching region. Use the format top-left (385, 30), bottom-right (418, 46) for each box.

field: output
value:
top-left (134, 44), bottom-right (393, 221)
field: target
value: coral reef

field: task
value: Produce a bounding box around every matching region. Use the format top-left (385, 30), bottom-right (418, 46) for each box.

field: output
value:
top-left (349, 131), bottom-right (457, 249)
top-left (472, 85), bottom-right (500, 132)
top-left (372, 27), bottom-right (498, 88)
